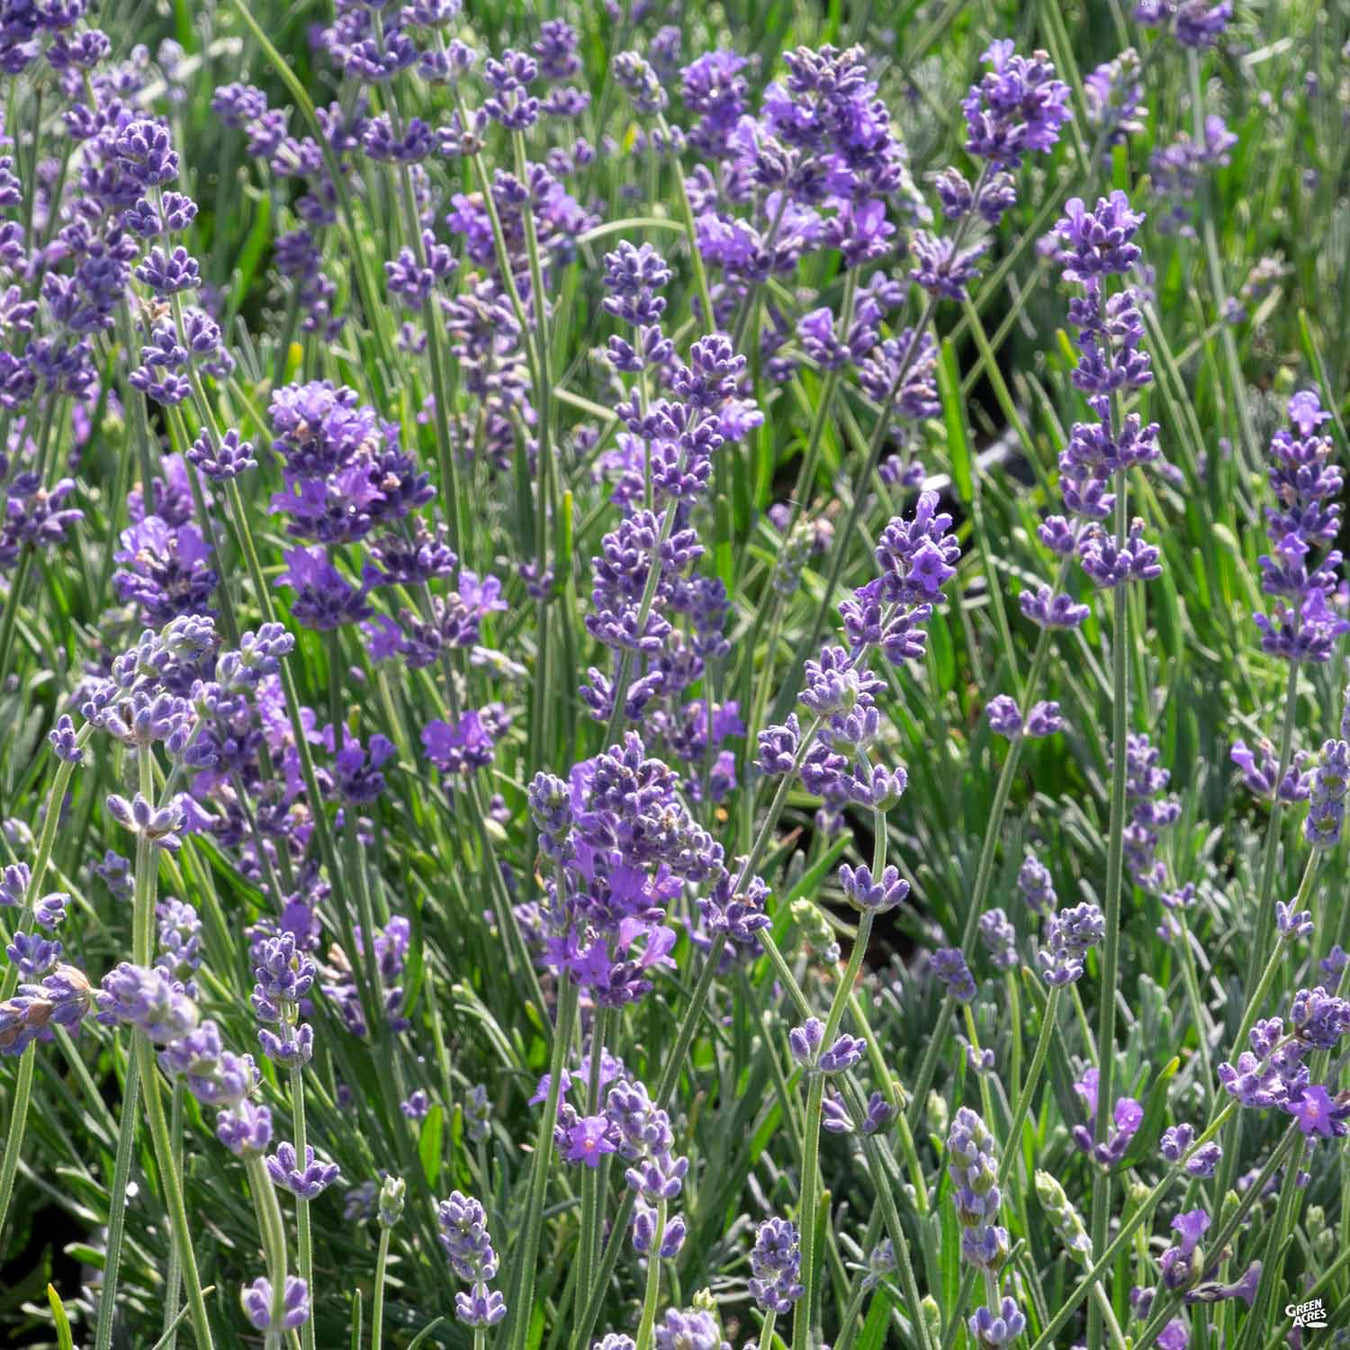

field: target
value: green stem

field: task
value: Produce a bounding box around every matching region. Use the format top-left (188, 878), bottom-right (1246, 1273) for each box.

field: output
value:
top-left (633, 1199), bottom-right (667, 1350)
top-left (372, 1226), bottom-right (391, 1350)
top-left (291, 1066), bottom-right (315, 1350)
top-left (1025, 1101), bottom-right (1238, 1350)
top-left (996, 985), bottom-right (1061, 1190)
top-left (793, 911), bottom-right (873, 1350)
top-left (1089, 474), bottom-right (1131, 1350)
top-left (571, 721), bottom-right (827, 1350)
top-left (757, 1310), bottom-right (779, 1350)
top-left (0, 730), bottom-right (89, 1240)
top-left (134, 1034), bottom-right (216, 1349)
top-left (510, 976), bottom-right (579, 1350)
top-left (245, 1153), bottom-right (292, 1350)
top-left (0, 1048), bottom-right (36, 1249)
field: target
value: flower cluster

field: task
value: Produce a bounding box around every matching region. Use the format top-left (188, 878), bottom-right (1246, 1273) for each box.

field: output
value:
top-left (1253, 390), bottom-right (1347, 665)
top-left (438, 1191), bottom-right (507, 1327)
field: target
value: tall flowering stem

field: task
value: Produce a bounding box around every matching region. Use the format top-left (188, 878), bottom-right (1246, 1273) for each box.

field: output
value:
top-left (129, 744), bottom-right (216, 1349)
top-left (1040, 193), bottom-right (1161, 1348)
top-left (0, 727), bottom-right (90, 1239)
top-left (508, 973), bottom-right (579, 1350)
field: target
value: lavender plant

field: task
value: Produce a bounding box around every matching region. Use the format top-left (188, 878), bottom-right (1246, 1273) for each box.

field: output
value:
top-left (1, 3), bottom-right (1349, 1350)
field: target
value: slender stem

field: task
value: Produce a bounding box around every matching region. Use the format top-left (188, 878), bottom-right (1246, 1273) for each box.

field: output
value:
top-left (1091, 1283), bottom-right (1130, 1350)
top-left (134, 1034), bottom-right (216, 1349)
top-left (0, 1047), bottom-right (36, 1247)
top-left (1173, 911), bottom-right (1214, 1109)
top-left (290, 1066), bottom-right (316, 1350)
top-left (1240, 659), bottom-right (1300, 1030)
top-left (633, 1199), bottom-right (667, 1350)
top-left (246, 1154), bottom-right (292, 1350)
top-left (996, 985), bottom-right (1061, 1190)
top-left (1089, 474), bottom-right (1131, 1350)
top-left (509, 976), bottom-right (579, 1350)
top-left (757, 1310), bottom-right (779, 1350)
top-left (602, 505), bottom-right (679, 744)
top-left (372, 1226), bottom-right (391, 1350)
top-left (94, 1047), bottom-right (142, 1350)
top-left (572, 715), bottom-right (830, 1350)
top-left (577, 1008), bottom-right (610, 1303)
top-left (658, 114), bottom-right (715, 331)
top-left (797, 910), bottom-right (878, 1350)
top-left (1025, 1100), bottom-right (1238, 1350)
top-left (162, 1080), bottom-right (185, 1345)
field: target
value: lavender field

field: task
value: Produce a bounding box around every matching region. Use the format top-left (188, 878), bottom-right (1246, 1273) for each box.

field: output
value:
top-left (1, 1), bottom-right (1348, 1348)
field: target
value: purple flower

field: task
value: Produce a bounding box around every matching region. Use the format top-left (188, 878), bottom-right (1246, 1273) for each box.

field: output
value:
top-left (241, 1276), bottom-right (309, 1332)
top-left (1018, 853), bottom-right (1057, 915)
top-left (98, 963), bottom-right (198, 1042)
top-left (437, 1191), bottom-right (505, 1328)
top-left (838, 862), bottom-right (909, 913)
top-left (274, 546), bottom-right (374, 630)
top-left (1039, 903), bottom-right (1105, 985)
top-left (961, 42), bottom-right (1071, 170)
top-left (217, 1099), bottom-right (273, 1157)
top-left (932, 947), bottom-right (977, 1004)
top-left (969, 1298), bottom-right (1026, 1348)
top-left (1284, 1084), bottom-right (1350, 1140)
top-left (946, 1107), bottom-right (1007, 1270)
top-left (1305, 739), bottom-right (1349, 849)
top-left (0, 965), bottom-right (94, 1055)
top-left (1254, 392), bottom-right (1346, 663)
top-left (978, 910), bottom-right (1018, 972)
top-left (266, 1141), bottom-right (340, 1198)
top-left (986, 695), bottom-right (1023, 738)
top-left (564, 1115), bottom-right (617, 1167)
top-left (749, 1217), bottom-right (804, 1314)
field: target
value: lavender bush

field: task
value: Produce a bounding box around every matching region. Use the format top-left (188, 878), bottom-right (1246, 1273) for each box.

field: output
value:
top-left (1, 1), bottom-right (1348, 1348)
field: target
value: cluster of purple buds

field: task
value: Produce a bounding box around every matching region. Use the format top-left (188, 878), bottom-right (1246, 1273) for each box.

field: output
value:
top-left (823, 1089), bottom-right (894, 1136)
top-left (268, 380), bottom-right (434, 551)
top-left (947, 1106), bottom-right (1008, 1269)
top-left (437, 1191), bottom-right (507, 1327)
top-left (1230, 736), bottom-right (1311, 803)
top-left (1148, 115), bottom-right (1236, 235)
top-left (789, 1016), bottom-right (866, 1075)
top-left (931, 948), bottom-right (977, 1004)
top-left (252, 932), bottom-right (315, 1068)
top-left (1160, 1123), bottom-right (1222, 1178)
top-left (1084, 49), bottom-right (1147, 153)
top-left (0, 963), bottom-right (93, 1055)
top-left (1118, 732), bottom-right (1182, 893)
top-left (1038, 903), bottom-right (1106, 985)
top-left (758, 492), bottom-right (958, 833)
top-left (1047, 192), bottom-right (1165, 590)
top-left (838, 862), bottom-right (909, 914)
top-left (155, 897), bottom-right (201, 998)
top-left (1253, 391), bottom-right (1346, 664)
top-left (1218, 989), bottom-right (1350, 1137)
top-left (697, 861), bottom-right (772, 947)
top-left (985, 695), bottom-right (1066, 740)
top-left (241, 1276), bottom-right (310, 1333)
top-left (1072, 1066), bottom-right (1143, 1166)
top-left (1017, 851), bottom-right (1057, 915)
top-left (321, 916), bottom-right (411, 1038)
top-left (1306, 736), bottom-right (1350, 849)
top-left (748, 1217), bottom-right (805, 1314)
top-left (968, 1298), bottom-right (1027, 1350)
top-left (1135, 2), bottom-right (1233, 52)
top-left (906, 42), bottom-right (1071, 307)
top-left (978, 909), bottom-right (1018, 972)
top-left (528, 734), bottom-right (717, 1006)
